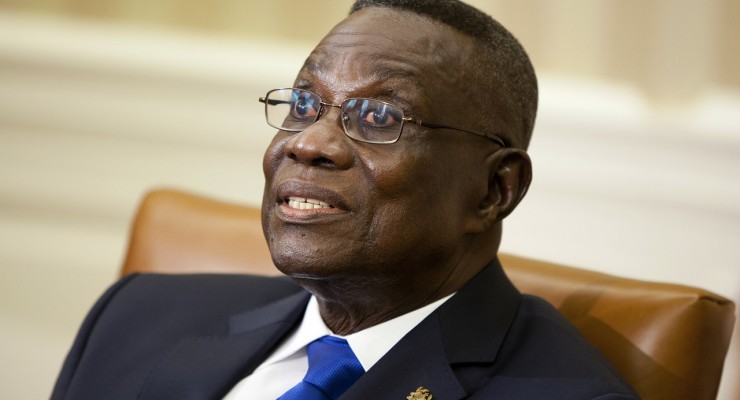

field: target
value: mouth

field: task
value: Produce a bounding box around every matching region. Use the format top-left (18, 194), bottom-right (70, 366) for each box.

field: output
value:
top-left (285, 196), bottom-right (334, 210)
top-left (275, 181), bottom-right (349, 220)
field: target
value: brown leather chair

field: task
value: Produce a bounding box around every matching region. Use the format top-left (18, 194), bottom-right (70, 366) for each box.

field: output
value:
top-left (122, 188), bottom-right (736, 400)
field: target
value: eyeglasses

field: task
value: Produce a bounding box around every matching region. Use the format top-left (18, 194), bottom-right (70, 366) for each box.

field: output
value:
top-left (258, 88), bottom-right (506, 147)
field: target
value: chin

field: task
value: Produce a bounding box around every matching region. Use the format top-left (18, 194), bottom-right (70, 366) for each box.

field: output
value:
top-left (271, 248), bottom-right (331, 278)
top-left (272, 250), bottom-right (371, 286)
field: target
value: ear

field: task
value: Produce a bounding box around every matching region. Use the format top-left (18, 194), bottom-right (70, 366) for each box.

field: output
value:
top-left (468, 148), bottom-right (532, 232)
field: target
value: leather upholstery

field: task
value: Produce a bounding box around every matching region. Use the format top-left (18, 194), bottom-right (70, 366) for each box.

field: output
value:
top-left (121, 188), bottom-right (735, 400)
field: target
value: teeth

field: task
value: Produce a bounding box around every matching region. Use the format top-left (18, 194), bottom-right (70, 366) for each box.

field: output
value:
top-left (287, 196), bottom-right (333, 210)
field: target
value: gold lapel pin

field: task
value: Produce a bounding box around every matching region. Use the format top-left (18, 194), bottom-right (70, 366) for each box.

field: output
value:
top-left (407, 386), bottom-right (433, 400)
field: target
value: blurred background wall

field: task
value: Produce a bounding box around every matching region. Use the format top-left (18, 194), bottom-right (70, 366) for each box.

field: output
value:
top-left (0, 0), bottom-right (738, 398)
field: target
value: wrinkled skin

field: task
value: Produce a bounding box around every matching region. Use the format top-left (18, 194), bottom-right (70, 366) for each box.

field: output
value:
top-left (261, 8), bottom-right (531, 335)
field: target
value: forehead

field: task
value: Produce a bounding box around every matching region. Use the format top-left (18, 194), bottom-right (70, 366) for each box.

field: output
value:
top-left (295, 8), bottom-right (473, 112)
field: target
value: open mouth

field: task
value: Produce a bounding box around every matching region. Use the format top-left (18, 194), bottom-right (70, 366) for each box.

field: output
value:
top-left (286, 196), bottom-right (335, 210)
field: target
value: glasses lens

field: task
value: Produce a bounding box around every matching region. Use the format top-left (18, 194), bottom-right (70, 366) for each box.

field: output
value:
top-left (341, 98), bottom-right (404, 143)
top-left (264, 89), bottom-right (321, 131)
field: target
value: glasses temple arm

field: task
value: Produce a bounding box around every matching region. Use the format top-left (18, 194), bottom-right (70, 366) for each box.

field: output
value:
top-left (258, 97), bottom-right (292, 106)
top-left (415, 120), bottom-right (507, 148)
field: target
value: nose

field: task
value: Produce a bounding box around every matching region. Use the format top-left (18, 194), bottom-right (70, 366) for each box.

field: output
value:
top-left (283, 107), bottom-right (353, 169)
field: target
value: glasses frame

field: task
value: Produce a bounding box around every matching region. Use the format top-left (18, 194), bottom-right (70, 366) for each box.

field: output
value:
top-left (259, 88), bottom-right (506, 147)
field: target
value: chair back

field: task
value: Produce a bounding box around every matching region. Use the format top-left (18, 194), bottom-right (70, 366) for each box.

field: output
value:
top-left (122, 189), bottom-right (735, 400)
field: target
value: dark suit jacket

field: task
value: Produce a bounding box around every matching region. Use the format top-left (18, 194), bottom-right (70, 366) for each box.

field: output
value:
top-left (51, 259), bottom-right (639, 399)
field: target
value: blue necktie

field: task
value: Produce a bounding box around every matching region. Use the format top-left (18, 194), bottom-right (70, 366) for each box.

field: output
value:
top-left (278, 336), bottom-right (364, 400)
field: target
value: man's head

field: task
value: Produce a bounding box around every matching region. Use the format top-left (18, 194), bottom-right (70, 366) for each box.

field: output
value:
top-left (350, 0), bottom-right (538, 149)
top-left (260, 0), bottom-right (536, 323)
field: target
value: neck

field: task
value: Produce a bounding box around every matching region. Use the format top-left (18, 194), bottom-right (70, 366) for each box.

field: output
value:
top-left (299, 275), bottom-right (448, 335)
top-left (295, 235), bottom-right (500, 335)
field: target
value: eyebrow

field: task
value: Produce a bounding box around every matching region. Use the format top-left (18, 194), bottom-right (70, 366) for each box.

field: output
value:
top-left (299, 58), bottom-right (421, 111)
top-left (302, 56), bottom-right (421, 86)
top-left (372, 66), bottom-right (421, 90)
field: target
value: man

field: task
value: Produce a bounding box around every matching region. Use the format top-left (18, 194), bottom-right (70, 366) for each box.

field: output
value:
top-left (52, 1), bottom-right (638, 399)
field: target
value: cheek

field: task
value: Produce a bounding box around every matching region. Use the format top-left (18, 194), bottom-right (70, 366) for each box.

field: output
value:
top-left (360, 149), bottom-right (460, 247)
top-left (363, 147), bottom-right (453, 203)
top-left (364, 142), bottom-right (479, 238)
top-left (262, 134), bottom-right (286, 181)
top-left (359, 148), bottom-right (422, 211)
top-left (261, 134), bottom-right (288, 229)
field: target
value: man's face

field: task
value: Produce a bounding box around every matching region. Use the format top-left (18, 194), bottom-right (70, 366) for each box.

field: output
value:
top-left (261, 8), bottom-right (496, 287)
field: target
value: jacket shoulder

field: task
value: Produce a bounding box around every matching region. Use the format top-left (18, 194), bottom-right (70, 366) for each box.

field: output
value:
top-left (51, 273), bottom-right (303, 399)
top-left (471, 294), bottom-right (639, 399)
top-left (117, 273), bottom-right (302, 312)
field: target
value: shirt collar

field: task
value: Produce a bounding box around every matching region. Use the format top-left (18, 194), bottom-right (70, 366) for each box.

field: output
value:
top-left (256, 297), bottom-right (331, 369)
top-left (344, 294), bottom-right (454, 371)
top-left (259, 294), bottom-right (454, 372)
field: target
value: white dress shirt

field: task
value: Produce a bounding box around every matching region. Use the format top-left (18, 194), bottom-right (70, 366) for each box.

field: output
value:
top-left (223, 293), bottom-right (454, 400)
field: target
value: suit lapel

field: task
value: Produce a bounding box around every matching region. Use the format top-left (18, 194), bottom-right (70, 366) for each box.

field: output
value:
top-left (342, 259), bottom-right (521, 400)
top-left (437, 260), bottom-right (521, 365)
top-left (341, 313), bottom-right (467, 400)
top-left (138, 291), bottom-right (311, 400)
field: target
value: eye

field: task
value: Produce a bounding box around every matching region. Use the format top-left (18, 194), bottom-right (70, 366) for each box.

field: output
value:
top-left (290, 93), bottom-right (319, 120)
top-left (360, 101), bottom-right (401, 128)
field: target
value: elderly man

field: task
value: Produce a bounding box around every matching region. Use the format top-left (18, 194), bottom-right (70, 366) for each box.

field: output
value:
top-left (52, 1), bottom-right (638, 399)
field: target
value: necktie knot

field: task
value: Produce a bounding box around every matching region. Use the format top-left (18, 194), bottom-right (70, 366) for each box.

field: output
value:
top-left (278, 336), bottom-right (364, 400)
